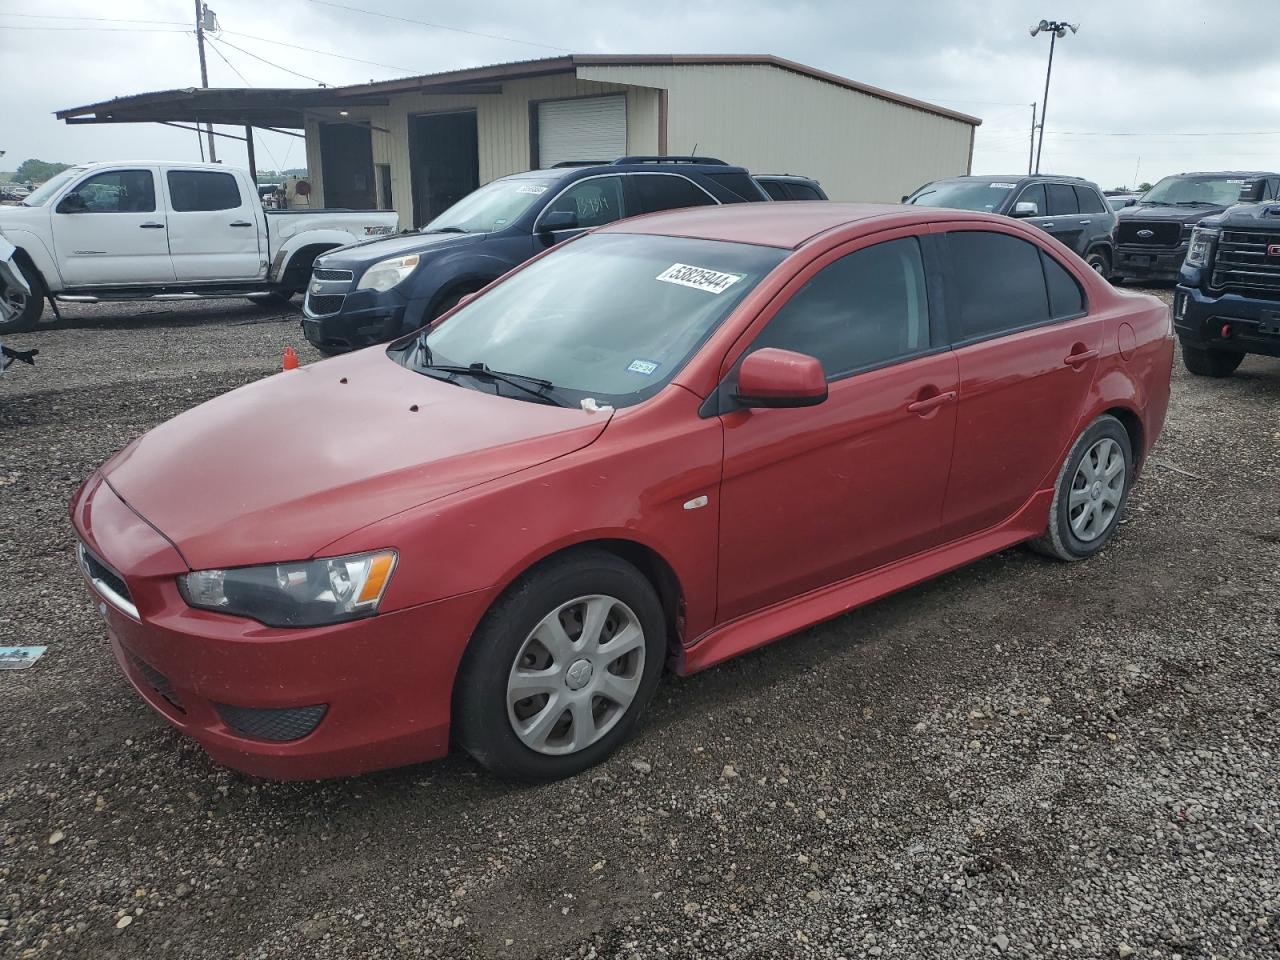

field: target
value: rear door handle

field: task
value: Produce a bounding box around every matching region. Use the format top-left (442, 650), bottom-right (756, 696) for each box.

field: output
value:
top-left (1042, 221), bottom-right (1055, 228)
top-left (1065, 349), bottom-right (1099, 366)
top-left (139, 222), bottom-right (165, 229)
top-left (229, 220), bottom-right (253, 227)
top-left (907, 390), bottom-right (957, 415)
top-left (1079, 219), bottom-right (1092, 225)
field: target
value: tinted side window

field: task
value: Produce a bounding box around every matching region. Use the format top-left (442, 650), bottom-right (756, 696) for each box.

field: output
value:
top-left (785, 182), bottom-right (824, 201)
top-left (1042, 251), bottom-right (1085, 319)
top-left (947, 231), bottom-right (1050, 341)
top-left (1016, 183), bottom-right (1047, 216)
top-left (545, 176), bottom-right (625, 228)
top-left (632, 174), bottom-right (717, 214)
top-left (750, 237), bottom-right (930, 379)
top-left (759, 179), bottom-right (788, 200)
top-left (167, 170), bottom-right (242, 212)
top-left (707, 171), bottom-right (765, 200)
top-left (1074, 185), bottom-right (1105, 214)
top-left (63, 170), bottom-right (155, 213)
top-left (1046, 183), bottom-right (1079, 215)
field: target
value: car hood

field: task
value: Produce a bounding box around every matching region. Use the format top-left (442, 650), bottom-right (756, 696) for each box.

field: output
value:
top-left (1117, 204), bottom-right (1228, 225)
top-left (320, 230), bottom-right (485, 269)
top-left (1206, 202), bottom-right (1280, 230)
top-left (102, 349), bottom-right (611, 570)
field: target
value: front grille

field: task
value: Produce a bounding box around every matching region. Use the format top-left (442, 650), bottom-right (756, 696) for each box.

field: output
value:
top-left (312, 268), bottom-right (353, 282)
top-left (215, 703), bottom-right (328, 742)
top-left (305, 292), bottom-right (346, 316)
top-left (78, 544), bottom-right (133, 606)
top-left (128, 653), bottom-right (184, 713)
top-left (1116, 220), bottom-right (1183, 247)
top-left (1211, 230), bottom-right (1280, 296)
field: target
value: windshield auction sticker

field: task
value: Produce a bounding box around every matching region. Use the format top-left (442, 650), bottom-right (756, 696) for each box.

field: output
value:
top-left (990, 182), bottom-right (1017, 188)
top-left (516, 184), bottom-right (548, 195)
top-left (656, 263), bottom-right (744, 294)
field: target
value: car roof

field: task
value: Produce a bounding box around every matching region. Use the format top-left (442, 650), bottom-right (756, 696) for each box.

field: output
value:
top-left (602, 201), bottom-right (993, 250)
top-left (500, 159), bottom-right (751, 183)
top-left (1171, 170), bottom-right (1276, 176)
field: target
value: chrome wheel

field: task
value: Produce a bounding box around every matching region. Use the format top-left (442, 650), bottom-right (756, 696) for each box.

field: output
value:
top-left (1068, 437), bottom-right (1125, 542)
top-left (506, 594), bottom-right (646, 756)
top-left (1, 288), bottom-right (27, 326)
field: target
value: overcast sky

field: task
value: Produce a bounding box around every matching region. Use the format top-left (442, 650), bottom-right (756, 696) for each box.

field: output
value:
top-left (2, 0), bottom-right (1276, 191)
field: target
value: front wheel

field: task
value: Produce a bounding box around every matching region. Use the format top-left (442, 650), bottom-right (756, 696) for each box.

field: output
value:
top-left (246, 289), bottom-right (297, 309)
top-left (0, 259), bottom-right (45, 334)
top-left (1181, 343), bottom-right (1243, 378)
top-left (1031, 414), bottom-right (1133, 562)
top-left (454, 551), bottom-right (666, 782)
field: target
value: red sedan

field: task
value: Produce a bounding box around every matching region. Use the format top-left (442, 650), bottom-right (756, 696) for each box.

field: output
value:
top-left (70, 203), bottom-right (1173, 781)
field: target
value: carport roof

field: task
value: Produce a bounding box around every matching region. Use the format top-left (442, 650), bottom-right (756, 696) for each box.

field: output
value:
top-left (56, 53), bottom-right (980, 129)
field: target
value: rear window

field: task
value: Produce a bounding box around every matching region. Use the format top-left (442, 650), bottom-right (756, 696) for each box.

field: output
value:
top-left (759, 180), bottom-right (788, 201)
top-left (1046, 183), bottom-right (1079, 216)
top-left (1042, 251), bottom-right (1085, 319)
top-left (631, 174), bottom-right (717, 215)
top-left (785, 182), bottom-right (824, 201)
top-left (707, 172), bottom-right (766, 201)
top-left (947, 231), bottom-right (1050, 341)
top-left (167, 170), bottom-right (242, 212)
top-left (1074, 185), bottom-right (1106, 214)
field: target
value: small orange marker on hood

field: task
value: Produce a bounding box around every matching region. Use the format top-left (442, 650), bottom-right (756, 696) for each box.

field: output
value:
top-left (282, 346), bottom-right (300, 370)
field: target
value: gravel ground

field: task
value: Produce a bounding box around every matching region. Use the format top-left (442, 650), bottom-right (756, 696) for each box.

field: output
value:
top-left (0, 291), bottom-right (1277, 960)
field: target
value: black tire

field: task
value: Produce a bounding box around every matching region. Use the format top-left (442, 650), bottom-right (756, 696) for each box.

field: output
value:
top-left (247, 290), bottom-right (296, 308)
top-left (1181, 343), bottom-right (1243, 378)
top-left (1, 258), bottom-right (45, 334)
top-left (1030, 414), bottom-right (1133, 562)
top-left (1084, 248), bottom-right (1111, 278)
top-left (454, 550), bottom-right (666, 782)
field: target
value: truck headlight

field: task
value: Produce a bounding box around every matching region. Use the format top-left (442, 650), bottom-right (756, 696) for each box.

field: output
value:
top-left (1185, 227), bottom-right (1219, 269)
top-left (356, 254), bottom-right (420, 292)
top-left (178, 550), bottom-right (397, 627)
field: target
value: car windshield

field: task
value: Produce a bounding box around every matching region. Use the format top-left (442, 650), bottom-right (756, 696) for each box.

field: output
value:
top-left (421, 177), bottom-right (557, 234)
top-left (400, 233), bottom-right (786, 407)
top-left (21, 167), bottom-right (85, 207)
top-left (1141, 175), bottom-right (1250, 206)
top-left (907, 179), bottom-right (1018, 212)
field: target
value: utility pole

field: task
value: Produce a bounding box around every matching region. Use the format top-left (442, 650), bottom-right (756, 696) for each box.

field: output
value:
top-left (1027, 102), bottom-right (1037, 175)
top-left (194, 0), bottom-right (217, 163)
top-left (1029, 19), bottom-right (1079, 175)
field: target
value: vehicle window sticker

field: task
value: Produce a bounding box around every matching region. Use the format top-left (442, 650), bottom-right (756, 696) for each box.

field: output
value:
top-left (626, 359), bottom-right (661, 375)
top-left (990, 182), bottom-right (1018, 189)
top-left (655, 263), bottom-right (744, 294)
top-left (516, 184), bottom-right (547, 195)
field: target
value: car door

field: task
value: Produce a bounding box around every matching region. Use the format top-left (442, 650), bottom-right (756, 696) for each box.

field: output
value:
top-left (1041, 182), bottom-right (1086, 253)
top-left (534, 175), bottom-right (628, 248)
top-left (628, 173), bottom-right (719, 215)
top-left (715, 230), bottom-right (959, 622)
top-left (1073, 184), bottom-right (1112, 252)
top-left (163, 169), bottom-right (263, 280)
top-left (50, 167), bottom-right (175, 285)
top-left (936, 225), bottom-right (1102, 540)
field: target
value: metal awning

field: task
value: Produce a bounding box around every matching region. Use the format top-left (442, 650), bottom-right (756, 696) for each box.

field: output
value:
top-left (54, 86), bottom-right (391, 130)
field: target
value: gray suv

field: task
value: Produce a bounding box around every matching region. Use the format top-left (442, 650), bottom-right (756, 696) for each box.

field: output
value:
top-left (905, 175), bottom-right (1117, 277)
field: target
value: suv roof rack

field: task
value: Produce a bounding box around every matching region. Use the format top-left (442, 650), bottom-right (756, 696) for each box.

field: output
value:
top-left (550, 160), bottom-right (609, 168)
top-left (611, 155), bottom-right (728, 166)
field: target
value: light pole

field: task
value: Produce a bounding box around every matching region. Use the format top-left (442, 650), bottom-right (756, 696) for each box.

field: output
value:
top-left (1029, 19), bottom-right (1078, 174)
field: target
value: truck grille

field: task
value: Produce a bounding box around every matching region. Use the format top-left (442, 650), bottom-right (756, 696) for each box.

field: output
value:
top-left (312, 268), bottom-right (353, 282)
top-left (1116, 220), bottom-right (1183, 247)
top-left (305, 292), bottom-right (346, 316)
top-left (1211, 230), bottom-right (1280, 296)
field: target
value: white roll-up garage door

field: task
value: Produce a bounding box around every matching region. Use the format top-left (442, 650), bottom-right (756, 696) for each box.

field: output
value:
top-left (537, 95), bottom-right (628, 168)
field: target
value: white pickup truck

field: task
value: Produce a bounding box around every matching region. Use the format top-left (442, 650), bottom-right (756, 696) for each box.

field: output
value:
top-left (0, 161), bottom-right (399, 332)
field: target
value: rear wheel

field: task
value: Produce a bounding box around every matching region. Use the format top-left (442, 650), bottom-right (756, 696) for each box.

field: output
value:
top-left (455, 551), bottom-right (665, 782)
top-left (1084, 248), bottom-right (1111, 278)
top-left (1031, 414), bottom-right (1133, 562)
top-left (1181, 343), bottom-right (1243, 378)
top-left (0, 259), bottom-right (45, 334)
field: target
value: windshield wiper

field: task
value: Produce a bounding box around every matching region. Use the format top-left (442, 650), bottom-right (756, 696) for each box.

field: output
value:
top-left (1172, 200), bottom-right (1215, 206)
top-left (420, 360), bottom-right (564, 406)
top-left (423, 226), bottom-right (467, 234)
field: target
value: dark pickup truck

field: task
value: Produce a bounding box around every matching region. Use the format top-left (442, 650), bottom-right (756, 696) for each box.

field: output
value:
top-left (1114, 171), bottom-right (1280, 284)
top-left (1174, 190), bottom-right (1280, 376)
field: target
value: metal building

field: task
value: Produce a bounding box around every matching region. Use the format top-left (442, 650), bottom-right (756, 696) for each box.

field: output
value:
top-left (57, 54), bottom-right (980, 230)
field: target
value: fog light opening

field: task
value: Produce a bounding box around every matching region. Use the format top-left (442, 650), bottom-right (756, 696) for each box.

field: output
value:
top-left (1220, 323), bottom-right (1233, 339)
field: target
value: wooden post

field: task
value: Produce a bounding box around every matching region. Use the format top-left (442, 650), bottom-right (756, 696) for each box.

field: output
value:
top-left (245, 125), bottom-right (257, 187)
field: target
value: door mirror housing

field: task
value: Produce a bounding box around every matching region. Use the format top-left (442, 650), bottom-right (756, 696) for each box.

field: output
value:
top-left (1238, 179), bottom-right (1267, 203)
top-left (537, 210), bottom-right (578, 234)
top-left (734, 348), bottom-right (828, 409)
top-left (57, 192), bottom-right (87, 214)
top-left (1012, 200), bottom-right (1039, 218)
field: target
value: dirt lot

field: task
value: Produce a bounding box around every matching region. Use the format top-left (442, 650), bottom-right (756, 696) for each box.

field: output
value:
top-left (0, 292), bottom-right (1277, 960)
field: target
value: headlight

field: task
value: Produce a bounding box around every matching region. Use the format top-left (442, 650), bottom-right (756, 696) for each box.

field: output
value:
top-left (178, 550), bottom-right (397, 627)
top-left (355, 254), bottom-right (420, 292)
top-left (1185, 226), bottom-right (1219, 269)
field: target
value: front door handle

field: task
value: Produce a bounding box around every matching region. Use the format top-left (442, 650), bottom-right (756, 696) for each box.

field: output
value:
top-left (907, 390), bottom-right (957, 415)
top-left (139, 222), bottom-right (165, 229)
top-left (229, 220), bottom-right (253, 227)
top-left (1042, 221), bottom-right (1056, 228)
top-left (1064, 349), bottom-right (1099, 366)
top-left (1079, 219), bottom-right (1092, 225)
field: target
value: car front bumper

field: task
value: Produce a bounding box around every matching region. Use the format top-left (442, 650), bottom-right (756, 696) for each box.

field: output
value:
top-left (71, 473), bottom-right (492, 780)
top-left (1174, 284), bottom-right (1280, 358)
top-left (1114, 242), bottom-right (1188, 282)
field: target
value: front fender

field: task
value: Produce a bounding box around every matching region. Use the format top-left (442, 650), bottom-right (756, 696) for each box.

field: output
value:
top-left (406, 249), bottom-right (519, 304)
top-left (1, 228), bottom-right (62, 290)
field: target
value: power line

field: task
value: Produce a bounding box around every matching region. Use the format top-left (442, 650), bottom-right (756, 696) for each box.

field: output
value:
top-left (208, 35), bottom-right (329, 85)
top-left (220, 29), bottom-right (410, 73)
top-left (0, 12), bottom-right (189, 25)
top-left (204, 33), bottom-right (252, 85)
top-left (305, 0), bottom-right (570, 52)
top-left (0, 24), bottom-right (189, 32)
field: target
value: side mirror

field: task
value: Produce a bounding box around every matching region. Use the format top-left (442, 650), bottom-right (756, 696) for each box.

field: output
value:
top-left (900, 194), bottom-right (910, 204)
top-left (57, 192), bottom-right (87, 214)
top-left (1118, 197), bottom-right (1136, 208)
top-left (1012, 201), bottom-right (1039, 218)
top-left (1238, 179), bottom-right (1267, 203)
top-left (538, 209), bottom-right (579, 234)
top-left (734, 348), bottom-right (828, 409)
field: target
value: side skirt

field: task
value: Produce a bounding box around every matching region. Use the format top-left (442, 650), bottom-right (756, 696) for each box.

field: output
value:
top-left (676, 490), bottom-right (1054, 676)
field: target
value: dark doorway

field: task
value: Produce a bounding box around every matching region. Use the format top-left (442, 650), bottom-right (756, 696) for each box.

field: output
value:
top-left (409, 110), bottom-right (479, 228)
top-left (319, 122), bottom-right (375, 209)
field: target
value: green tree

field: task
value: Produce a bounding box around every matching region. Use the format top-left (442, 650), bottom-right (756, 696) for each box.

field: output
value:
top-left (1138, 182), bottom-right (1153, 192)
top-left (15, 159), bottom-right (72, 183)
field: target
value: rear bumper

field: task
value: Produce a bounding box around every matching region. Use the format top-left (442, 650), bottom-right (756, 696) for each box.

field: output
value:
top-left (1174, 284), bottom-right (1280, 358)
top-left (1113, 242), bottom-right (1187, 282)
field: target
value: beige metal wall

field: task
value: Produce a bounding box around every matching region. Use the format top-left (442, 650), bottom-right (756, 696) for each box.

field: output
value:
top-left (577, 63), bottom-right (975, 202)
top-left (305, 74), bottom-right (660, 229)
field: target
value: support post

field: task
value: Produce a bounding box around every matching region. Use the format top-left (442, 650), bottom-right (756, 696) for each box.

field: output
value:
top-left (194, 0), bottom-right (217, 162)
top-left (245, 126), bottom-right (257, 186)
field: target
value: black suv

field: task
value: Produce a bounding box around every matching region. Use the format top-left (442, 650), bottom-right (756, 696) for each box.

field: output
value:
top-left (1114, 171), bottom-right (1280, 284)
top-left (905, 174), bottom-right (1116, 275)
top-left (302, 156), bottom-right (770, 353)
top-left (1174, 182), bottom-right (1280, 377)
top-left (754, 174), bottom-right (828, 201)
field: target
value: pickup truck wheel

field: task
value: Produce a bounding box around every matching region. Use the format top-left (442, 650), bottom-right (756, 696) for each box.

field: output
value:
top-left (1181, 343), bottom-right (1243, 378)
top-left (1084, 248), bottom-right (1111, 278)
top-left (1, 260), bottom-right (45, 334)
top-left (1030, 414), bottom-right (1133, 562)
top-left (454, 550), bottom-right (665, 782)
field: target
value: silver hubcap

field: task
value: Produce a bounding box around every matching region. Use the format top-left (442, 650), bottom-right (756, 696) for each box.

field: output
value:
top-left (1069, 437), bottom-right (1125, 541)
top-left (507, 594), bottom-right (646, 755)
